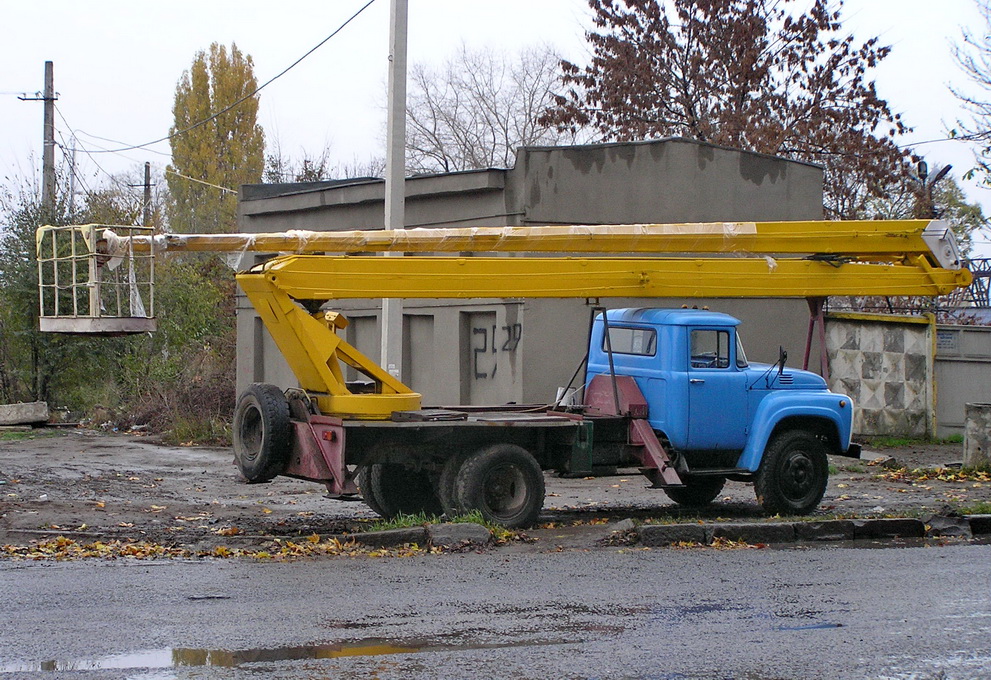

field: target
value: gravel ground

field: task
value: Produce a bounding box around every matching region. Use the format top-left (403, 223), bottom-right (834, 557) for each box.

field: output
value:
top-left (0, 428), bottom-right (987, 552)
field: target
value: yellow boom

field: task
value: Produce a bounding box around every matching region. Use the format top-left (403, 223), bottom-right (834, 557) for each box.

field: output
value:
top-left (98, 218), bottom-right (959, 263)
top-left (36, 219), bottom-right (973, 418)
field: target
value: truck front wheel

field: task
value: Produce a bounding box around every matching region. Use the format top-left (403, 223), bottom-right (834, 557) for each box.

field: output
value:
top-left (662, 477), bottom-right (726, 508)
top-left (755, 430), bottom-right (828, 515)
top-left (454, 444), bottom-right (544, 528)
top-left (358, 464), bottom-right (443, 518)
top-left (232, 383), bottom-right (292, 483)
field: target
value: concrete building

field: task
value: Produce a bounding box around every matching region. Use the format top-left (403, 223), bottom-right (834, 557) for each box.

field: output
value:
top-left (236, 138), bottom-right (824, 407)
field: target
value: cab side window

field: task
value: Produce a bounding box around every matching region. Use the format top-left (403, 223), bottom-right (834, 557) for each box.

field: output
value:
top-left (690, 330), bottom-right (730, 369)
top-left (605, 326), bottom-right (657, 356)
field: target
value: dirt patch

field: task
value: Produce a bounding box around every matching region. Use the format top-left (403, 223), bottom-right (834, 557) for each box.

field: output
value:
top-left (0, 430), bottom-right (987, 553)
top-left (0, 429), bottom-right (375, 551)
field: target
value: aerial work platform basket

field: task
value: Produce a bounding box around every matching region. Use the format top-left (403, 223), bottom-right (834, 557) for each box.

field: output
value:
top-left (36, 224), bottom-right (156, 335)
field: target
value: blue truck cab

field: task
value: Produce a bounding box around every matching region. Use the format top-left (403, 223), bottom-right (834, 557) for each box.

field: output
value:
top-left (586, 308), bottom-right (859, 514)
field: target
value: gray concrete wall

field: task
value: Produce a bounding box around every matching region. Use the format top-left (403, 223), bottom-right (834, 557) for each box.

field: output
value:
top-left (825, 314), bottom-right (934, 437)
top-left (240, 171), bottom-right (515, 233)
top-left (323, 299), bottom-right (524, 407)
top-left (935, 324), bottom-right (991, 437)
top-left (514, 139), bottom-right (823, 225)
top-left (235, 138), bottom-right (825, 405)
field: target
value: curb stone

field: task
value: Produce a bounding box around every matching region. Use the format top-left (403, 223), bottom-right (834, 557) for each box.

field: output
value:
top-left (923, 515), bottom-right (972, 538)
top-left (709, 522), bottom-right (795, 544)
top-left (968, 514), bottom-right (991, 535)
top-left (632, 515), bottom-right (988, 547)
top-left (426, 522), bottom-right (492, 548)
top-left (852, 518), bottom-right (926, 539)
top-left (349, 527), bottom-right (428, 548)
top-left (793, 520), bottom-right (856, 542)
top-left (639, 524), bottom-right (706, 546)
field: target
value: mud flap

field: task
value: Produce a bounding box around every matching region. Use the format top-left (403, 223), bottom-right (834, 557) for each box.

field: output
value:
top-left (283, 414), bottom-right (358, 496)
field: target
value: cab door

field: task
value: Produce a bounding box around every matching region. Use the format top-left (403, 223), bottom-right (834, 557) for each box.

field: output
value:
top-left (686, 328), bottom-right (749, 450)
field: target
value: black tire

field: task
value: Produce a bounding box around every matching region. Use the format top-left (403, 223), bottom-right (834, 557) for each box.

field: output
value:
top-left (662, 477), bottom-right (726, 507)
top-left (356, 466), bottom-right (387, 517)
top-left (286, 391), bottom-right (314, 421)
top-left (755, 430), bottom-right (829, 515)
top-left (437, 451), bottom-right (471, 518)
top-left (453, 444), bottom-right (545, 528)
top-left (360, 463), bottom-right (443, 518)
top-left (233, 383), bottom-right (292, 483)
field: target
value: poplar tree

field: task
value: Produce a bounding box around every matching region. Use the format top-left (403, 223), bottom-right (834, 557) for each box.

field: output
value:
top-left (166, 43), bottom-right (265, 233)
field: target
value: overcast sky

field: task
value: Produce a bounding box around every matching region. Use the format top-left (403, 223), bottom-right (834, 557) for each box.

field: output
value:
top-left (2, 0), bottom-right (989, 250)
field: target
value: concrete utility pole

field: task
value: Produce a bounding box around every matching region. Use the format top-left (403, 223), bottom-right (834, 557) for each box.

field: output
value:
top-left (143, 162), bottom-right (152, 227)
top-left (19, 61), bottom-right (59, 212)
top-left (42, 61), bottom-right (56, 213)
top-left (67, 136), bottom-right (77, 215)
top-left (381, 0), bottom-right (408, 380)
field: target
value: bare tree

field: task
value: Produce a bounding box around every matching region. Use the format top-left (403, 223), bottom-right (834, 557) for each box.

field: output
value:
top-left (265, 140), bottom-right (385, 183)
top-left (406, 44), bottom-right (579, 174)
top-left (953, 0), bottom-right (991, 185)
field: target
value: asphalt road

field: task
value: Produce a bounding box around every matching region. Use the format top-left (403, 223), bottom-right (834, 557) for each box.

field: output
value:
top-left (2, 543), bottom-right (989, 679)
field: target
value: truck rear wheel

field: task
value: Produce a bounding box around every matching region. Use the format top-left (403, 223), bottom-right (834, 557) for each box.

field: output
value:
top-left (662, 477), bottom-right (726, 507)
top-left (359, 463), bottom-right (443, 518)
top-left (437, 451), bottom-right (471, 518)
top-left (755, 430), bottom-right (828, 515)
top-left (454, 444), bottom-right (544, 528)
top-left (233, 383), bottom-right (292, 483)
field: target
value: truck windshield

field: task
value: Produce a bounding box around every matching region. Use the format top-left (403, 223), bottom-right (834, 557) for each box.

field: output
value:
top-left (736, 332), bottom-right (749, 368)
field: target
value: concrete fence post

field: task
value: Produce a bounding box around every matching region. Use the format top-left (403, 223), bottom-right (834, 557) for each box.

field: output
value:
top-left (964, 403), bottom-right (991, 468)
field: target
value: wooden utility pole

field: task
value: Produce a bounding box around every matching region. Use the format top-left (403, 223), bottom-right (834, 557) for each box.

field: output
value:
top-left (381, 0), bottom-right (408, 381)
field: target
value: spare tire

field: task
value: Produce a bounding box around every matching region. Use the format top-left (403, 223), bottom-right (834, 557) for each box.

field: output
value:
top-left (233, 383), bottom-right (292, 483)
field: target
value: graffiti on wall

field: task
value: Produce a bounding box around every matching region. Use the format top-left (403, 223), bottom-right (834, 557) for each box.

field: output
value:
top-left (471, 323), bottom-right (522, 379)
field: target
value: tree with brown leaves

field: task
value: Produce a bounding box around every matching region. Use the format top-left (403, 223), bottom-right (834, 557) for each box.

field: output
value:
top-left (541, 0), bottom-right (911, 218)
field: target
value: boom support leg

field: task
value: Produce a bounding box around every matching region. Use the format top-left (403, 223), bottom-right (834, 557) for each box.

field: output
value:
top-left (803, 297), bottom-right (830, 381)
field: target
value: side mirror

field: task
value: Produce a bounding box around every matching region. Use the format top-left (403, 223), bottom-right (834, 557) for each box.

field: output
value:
top-left (778, 346), bottom-right (788, 375)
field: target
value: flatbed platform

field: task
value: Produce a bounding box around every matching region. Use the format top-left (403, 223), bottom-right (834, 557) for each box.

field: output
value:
top-left (343, 407), bottom-right (589, 428)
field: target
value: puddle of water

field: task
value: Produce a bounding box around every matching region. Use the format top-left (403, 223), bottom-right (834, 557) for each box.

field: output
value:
top-left (775, 622), bottom-right (844, 631)
top-left (0, 637), bottom-right (577, 673)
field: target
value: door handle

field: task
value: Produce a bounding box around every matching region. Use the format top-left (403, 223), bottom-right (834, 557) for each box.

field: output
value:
top-left (689, 378), bottom-right (705, 384)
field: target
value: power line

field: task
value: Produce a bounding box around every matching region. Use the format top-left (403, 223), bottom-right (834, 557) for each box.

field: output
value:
top-left (72, 128), bottom-right (172, 158)
top-left (78, 0), bottom-right (377, 156)
top-left (53, 105), bottom-right (130, 194)
top-left (164, 168), bottom-right (237, 195)
top-left (56, 104), bottom-right (235, 196)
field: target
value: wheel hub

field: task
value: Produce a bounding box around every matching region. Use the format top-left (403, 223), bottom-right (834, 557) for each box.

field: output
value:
top-left (782, 453), bottom-right (814, 499)
top-left (482, 464), bottom-right (527, 515)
